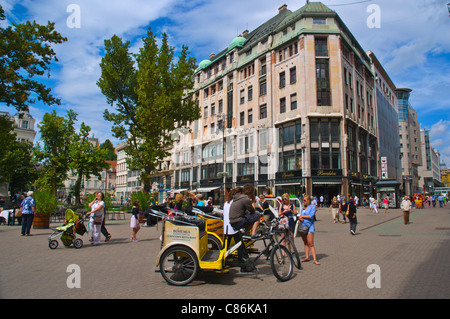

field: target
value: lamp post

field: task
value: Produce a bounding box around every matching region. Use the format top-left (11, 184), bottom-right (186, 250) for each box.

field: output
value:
top-left (217, 113), bottom-right (227, 207)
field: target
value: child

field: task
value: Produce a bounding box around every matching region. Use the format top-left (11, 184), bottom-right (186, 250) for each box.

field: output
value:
top-left (130, 200), bottom-right (140, 242)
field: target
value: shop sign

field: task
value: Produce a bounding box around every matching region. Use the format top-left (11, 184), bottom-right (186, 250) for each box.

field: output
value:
top-left (276, 170), bottom-right (302, 179)
top-left (312, 169), bottom-right (342, 176)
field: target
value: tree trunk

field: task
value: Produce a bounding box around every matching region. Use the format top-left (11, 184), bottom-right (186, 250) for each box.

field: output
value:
top-left (74, 170), bottom-right (84, 205)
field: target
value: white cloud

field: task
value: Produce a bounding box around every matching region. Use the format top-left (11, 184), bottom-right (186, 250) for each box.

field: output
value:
top-left (430, 120), bottom-right (450, 166)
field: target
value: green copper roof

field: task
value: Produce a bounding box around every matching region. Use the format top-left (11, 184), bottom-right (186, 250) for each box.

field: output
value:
top-left (195, 59), bottom-right (212, 72)
top-left (227, 36), bottom-right (246, 51)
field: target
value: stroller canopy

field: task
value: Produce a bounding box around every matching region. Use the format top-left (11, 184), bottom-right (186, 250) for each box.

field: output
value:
top-left (65, 209), bottom-right (80, 224)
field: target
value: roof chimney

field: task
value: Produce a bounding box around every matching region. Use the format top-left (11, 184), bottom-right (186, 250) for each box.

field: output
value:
top-left (209, 52), bottom-right (215, 60)
top-left (278, 4), bottom-right (287, 13)
top-left (243, 29), bottom-right (249, 37)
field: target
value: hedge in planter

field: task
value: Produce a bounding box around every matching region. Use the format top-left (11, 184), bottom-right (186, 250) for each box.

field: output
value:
top-left (33, 190), bottom-right (58, 229)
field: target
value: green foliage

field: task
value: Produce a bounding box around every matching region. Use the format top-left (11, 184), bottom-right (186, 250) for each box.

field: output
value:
top-left (97, 28), bottom-right (200, 191)
top-left (100, 139), bottom-right (117, 161)
top-left (131, 191), bottom-right (153, 212)
top-left (34, 189), bottom-right (58, 215)
top-left (0, 114), bottom-right (37, 188)
top-left (69, 122), bottom-right (109, 204)
top-left (0, 5), bottom-right (67, 111)
top-left (34, 110), bottom-right (76, 194)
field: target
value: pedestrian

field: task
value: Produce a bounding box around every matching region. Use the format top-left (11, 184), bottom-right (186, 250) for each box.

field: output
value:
top-left (319, 195), bottom-right (324, 208)
top-left (130, 200), bottom-right (140, 242)
top-left (174, 193), bottom-right (184, 210)
top-left (340, 197), bottom-right (347, 223)
top-left (279, 193), bottom-right (297, 232)
top-left (371, 196), bottom-right (379, 214)
top-left (438, 194), bottom-right (444, 208)
top-left (195, 194), bottom-right (205, 207)
top-left (223, 187), bottom-right (248, 270)
top-left (298, 194), bottom-right (320, 265)
top-left (20, 191), bottom-right (36, 236)
top-left (329, 196), bottom-right (340, 223)
top-left (400, 195), bottom-right (412, 225)
top-left (258, 194), bottom-right (274, 221)
top-left (383, 196), bottom-right (389, 213)
top-left (347, 196), bottom-right (357, 235)
top-left (207, 196), bottom-right (213, 207)
top-left (87, 192), bottom-right (105, 246)
top-left (229, 183), bottom-right (260, 239)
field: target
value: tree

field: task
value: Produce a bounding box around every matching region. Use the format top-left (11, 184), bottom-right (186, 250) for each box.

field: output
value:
top-left (0, 114), bottom-right (37, 190)
top-left (100, 139), bottom-right (117, 161)
top-left (0, 6), bottom-right (67, 111)
top-left (34, 110), bottom-right (76, 194)
top-left (69, 122), bottom-right (109, 205)
top-left (97, 28), bottom-right (200, 191)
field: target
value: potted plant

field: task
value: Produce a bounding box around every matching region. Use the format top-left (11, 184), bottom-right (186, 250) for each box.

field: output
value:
top-left (33, 189), bottom-right (58, 229)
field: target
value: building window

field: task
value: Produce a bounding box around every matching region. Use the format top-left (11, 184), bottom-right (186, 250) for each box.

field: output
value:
top-left (291, 93), bottom-right (297, 110)
top-left (315, 38), bottom-right (328, 57)
top-left (310, 119), bottom-right (341, 169)
top-left (248, 109), bottom-right (253, 124)
top-left (316, 58), bottom-right (331, 106)
top-left (280, 97), bottom-right (286, 113)
top-left (290, 67), bottom-right (296, 84)
top-left (313, 18), bottom-right (326, 25)
top-left (259, 79), bottom-right (267, 96)
top-left (260, 104), bottom-right (267, 119)
top-left (248, 86), bottom-right (253, 101)
top-left (279, 71), bottom-right (286, 88)
top-left (240, 111), bottom-right (245, 126)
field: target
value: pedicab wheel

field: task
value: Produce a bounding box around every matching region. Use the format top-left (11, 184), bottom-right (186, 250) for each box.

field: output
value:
top-left (270, 245), bottom-right (294, 282)
top-left (49, 240), bottom-right (59, 249)
top-left (73, 238), bottom-right (83, 249)
top-left (160, 246), bottom-right (199, 286)
top-left (207, 234), bottom-right (222, 250)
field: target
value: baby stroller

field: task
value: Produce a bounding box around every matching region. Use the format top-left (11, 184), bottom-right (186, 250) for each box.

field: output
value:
top-left (48, 209), bottom-right (87, 249)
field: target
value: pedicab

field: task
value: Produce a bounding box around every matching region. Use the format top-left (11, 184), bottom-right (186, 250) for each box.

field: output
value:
top-left (413, 193), bottom-right (423, 209)
top-left (151, 210), bottom-right (296, 286)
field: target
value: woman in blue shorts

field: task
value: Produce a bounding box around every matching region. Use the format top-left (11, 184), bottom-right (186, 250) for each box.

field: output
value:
top-left (298, 194), bottom-right (320, 265)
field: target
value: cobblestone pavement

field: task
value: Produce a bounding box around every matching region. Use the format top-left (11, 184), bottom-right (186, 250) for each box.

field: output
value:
top-left (0, 205), bottom-right (449, 299)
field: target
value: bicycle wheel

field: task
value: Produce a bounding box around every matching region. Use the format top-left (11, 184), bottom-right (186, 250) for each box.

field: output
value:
top-left (270, 244), bottom-right (294, 281)
top-left (159, 246), bottom-right (199, 286)
top-left (286, 235), bottom-right (301, 269)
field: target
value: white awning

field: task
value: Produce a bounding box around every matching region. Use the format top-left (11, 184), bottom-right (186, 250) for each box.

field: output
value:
top-left (195, 186), bottom-right (221, 192)
top-left (312, 181), bottom-right (341, 185)
top-left (171, 188), bottom-right (188, 193)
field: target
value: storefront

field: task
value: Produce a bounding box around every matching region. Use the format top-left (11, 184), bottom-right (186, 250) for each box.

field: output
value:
top-left (274, 170), bottom-right (303, 197)
top-left (375, 179), bottom-right (401, 208)
top-left (311, 169), bottom-right (342, 205)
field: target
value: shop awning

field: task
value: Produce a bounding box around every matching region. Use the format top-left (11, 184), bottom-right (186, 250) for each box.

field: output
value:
top-left (195, 186), bottom-right (221, 192)
top-left (171, 188), bottom-right (188, 193)
top-left (312, 181), bottom-right (341, 185)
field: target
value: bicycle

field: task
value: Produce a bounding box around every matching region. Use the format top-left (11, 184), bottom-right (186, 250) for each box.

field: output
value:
top-left (240, 216), bottom-right (296, 281)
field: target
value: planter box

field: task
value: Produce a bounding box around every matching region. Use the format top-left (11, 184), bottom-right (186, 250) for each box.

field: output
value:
top-left (33, 214), bottom-right (50, 229)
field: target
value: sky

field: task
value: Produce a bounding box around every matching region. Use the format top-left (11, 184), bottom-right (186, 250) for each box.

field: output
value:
top-left (1, 0), bottom-right (449, 165)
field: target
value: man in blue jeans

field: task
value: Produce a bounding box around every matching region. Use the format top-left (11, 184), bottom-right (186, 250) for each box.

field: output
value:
top-left (20, 191), bottom-right (36, 236)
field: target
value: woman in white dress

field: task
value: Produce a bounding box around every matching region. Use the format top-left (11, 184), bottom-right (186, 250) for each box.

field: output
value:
top-left (87, 192), bottom-right (105, 246)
